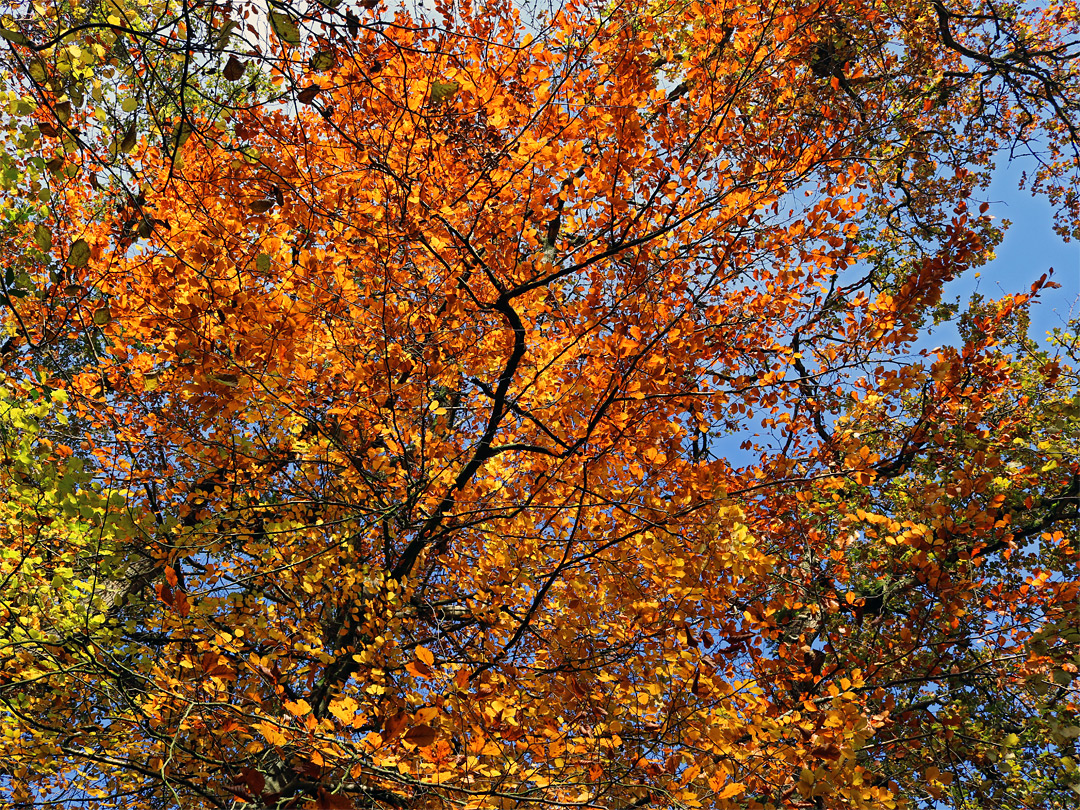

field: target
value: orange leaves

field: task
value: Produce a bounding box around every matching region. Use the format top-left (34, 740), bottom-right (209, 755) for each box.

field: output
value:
top-left (257, 721), bottom-right (288, 748)
top-left (712, 781), bottom-right (746, 802)
top-left (406, 646), bottom-right (436, 678)
top-left (0, 1), bottom-right (1078, 809)
top-left (284, 699), bottom-right (312, 717)
top-left (328, 696), bottom-right (360, 727)
top-left (155, 579), bottom-right (190, 617)
top-left (922, 765), bottom-right (955, 800)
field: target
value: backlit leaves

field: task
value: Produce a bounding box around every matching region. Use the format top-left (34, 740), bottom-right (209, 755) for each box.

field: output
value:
top-left (0, 1), bottom-right (1077, 809)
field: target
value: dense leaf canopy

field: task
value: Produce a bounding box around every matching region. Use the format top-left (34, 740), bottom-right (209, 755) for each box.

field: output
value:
top-left (0, 1), bottom-right (1078, 809)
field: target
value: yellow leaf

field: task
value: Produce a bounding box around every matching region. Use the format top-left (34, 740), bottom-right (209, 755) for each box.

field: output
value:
top-left (416, 645), bottom-right (435, 666)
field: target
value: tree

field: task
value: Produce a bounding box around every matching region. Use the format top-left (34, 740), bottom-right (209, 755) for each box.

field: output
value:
top-left (0, 0), bottom-right (1078, 808)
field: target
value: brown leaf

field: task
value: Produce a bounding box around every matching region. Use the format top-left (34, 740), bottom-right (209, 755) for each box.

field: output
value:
top-left (298, 85), bottom-right (321, 104)
top-left (174, 590), bottom-right (191, 617)
top-left (120, 122), bottom-right (137, 154)
top-left (223, 55), bottom-right (247, 81)
top-left (403, 723), bottom-right (437, 747)
top-left (382, 711), bottom-right (408, 741)
top-left (239, 767), bottom-right (265, 796)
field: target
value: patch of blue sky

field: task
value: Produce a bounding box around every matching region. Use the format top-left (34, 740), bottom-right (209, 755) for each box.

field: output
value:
top-left (939, 162), bottom-right (1079, 349)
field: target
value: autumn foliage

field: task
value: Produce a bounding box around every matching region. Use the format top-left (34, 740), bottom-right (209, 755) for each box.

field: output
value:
top-left (0, 0), bottom-right (1078, 808)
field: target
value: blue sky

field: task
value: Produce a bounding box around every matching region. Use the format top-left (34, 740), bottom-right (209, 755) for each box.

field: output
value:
top-left (944, 165), bottom-right (1079, 349)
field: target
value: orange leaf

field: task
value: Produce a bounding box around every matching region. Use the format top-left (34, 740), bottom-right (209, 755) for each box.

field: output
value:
top-left (284, 699), bottom-right (312, 716)
top-left (717, 783), bottom-right (746, 800)
top-left (328, 696), bottom-right (359, 725)
top-left (406, 660), bottom-right (433, 678)
top-left (257, 721), bottom-right (286, 747)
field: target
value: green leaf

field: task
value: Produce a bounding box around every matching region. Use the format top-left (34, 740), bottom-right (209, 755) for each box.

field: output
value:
top-left (0, 28), bottom-right (30, 45)
top-left (216, 20), bottom-right (239, 51)
top-left (171, 121), bottom-right (193, 150)
top-left (33, 225), bottom-right (51, 252)
top-left (310, 50), bottom-right (335, 72)
top-left (92, 306), bottom-right (111, 326)
top-left (269, 12), bottom-right (301, 46)
top-left (120, 122), bottom-right (137, 154)
top-left (255, 253), bottom-right (271, 273)
top-left (429, 80), bottom-right (460, 104)
top-left (66, 239), bottom-right (91, 268)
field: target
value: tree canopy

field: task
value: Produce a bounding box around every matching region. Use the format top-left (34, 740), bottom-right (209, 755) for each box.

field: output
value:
top-left (0, 1), bottom-right (1078, 808)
